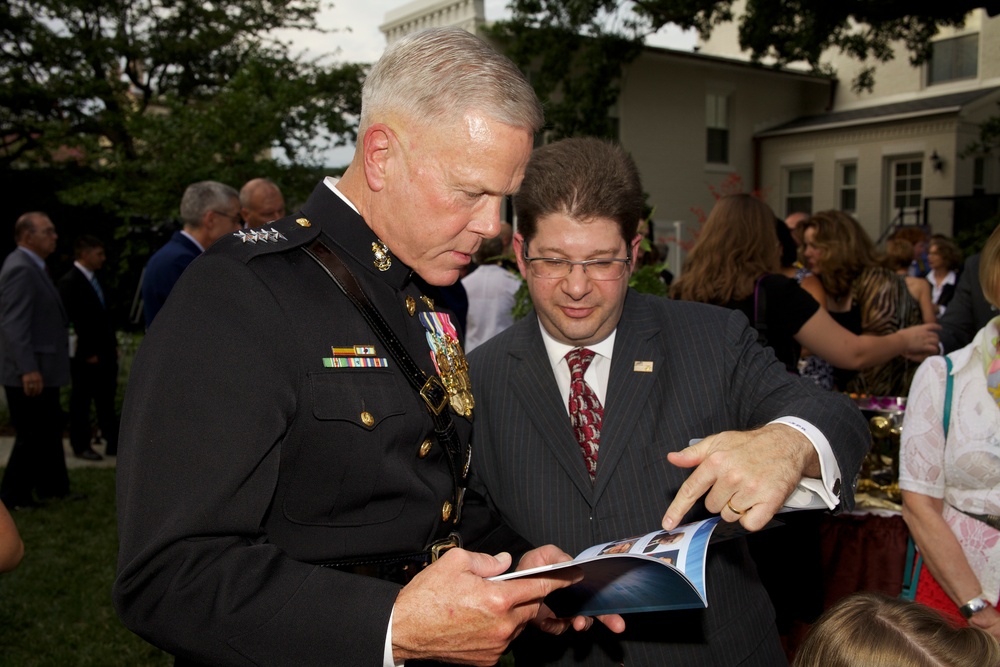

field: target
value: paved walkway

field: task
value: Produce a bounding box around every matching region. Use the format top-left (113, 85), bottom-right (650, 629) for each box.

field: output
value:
top-left (0, 436), bottom-right (117, 469)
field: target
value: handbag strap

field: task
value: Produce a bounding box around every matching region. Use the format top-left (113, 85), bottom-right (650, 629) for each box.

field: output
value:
top-left (901, 355), bottom-right (956, 601)
top-left (943, 356), bottom-right (954, 438)
top-left (302, 238), bottom-right (468, 524)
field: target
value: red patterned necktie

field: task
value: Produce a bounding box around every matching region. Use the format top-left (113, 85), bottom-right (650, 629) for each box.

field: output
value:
top-left (566, 348), bottom-right (603, 480)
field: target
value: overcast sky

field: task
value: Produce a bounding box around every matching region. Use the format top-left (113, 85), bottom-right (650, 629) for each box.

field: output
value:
top-left (274, 1), bottom-right (696, 165)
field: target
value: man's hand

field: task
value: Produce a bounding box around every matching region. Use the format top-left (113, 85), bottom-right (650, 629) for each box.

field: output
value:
top-left (518, 545), bottom-right (626, 637)
top-left (391, 547), bottom-right (582, 666)
top-left (21, 371), bottom-right (43, 397)
top-left (661, 424), bottom-right (819, 532)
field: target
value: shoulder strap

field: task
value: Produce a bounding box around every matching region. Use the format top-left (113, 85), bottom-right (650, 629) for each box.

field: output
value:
top-left (943, 356), bottom-right (954, 438)
top-left (301, 238), bottom-right (468, 524)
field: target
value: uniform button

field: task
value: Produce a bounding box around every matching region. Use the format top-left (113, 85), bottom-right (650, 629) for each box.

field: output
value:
top-left (295, 217), bottom-right (311, 227)
top-left (441, 501), bottom-right (452, 522)
top-left (405, 296), bottom-right (416, 317)
top-left (418, 439), bottom-right (432, 458)
top-left (360, 411), bottom-right (375, 427)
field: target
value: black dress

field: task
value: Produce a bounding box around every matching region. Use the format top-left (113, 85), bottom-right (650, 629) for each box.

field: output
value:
top-left (726, 274), bottom-right (819, 372)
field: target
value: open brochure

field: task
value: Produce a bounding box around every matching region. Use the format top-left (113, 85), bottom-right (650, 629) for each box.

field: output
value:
top-left (491, 516), bottom-right (773, 616)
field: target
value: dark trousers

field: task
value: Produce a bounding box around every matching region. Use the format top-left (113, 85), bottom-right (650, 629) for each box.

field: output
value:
top-left (68, 357), bottom-right (119, 455)
top-left (1, 386), bottom-right (70, 505)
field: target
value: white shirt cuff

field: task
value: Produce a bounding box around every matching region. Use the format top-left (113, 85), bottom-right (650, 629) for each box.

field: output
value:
top-left (384, 606), bottom-right (404, 667)
top-left (769, 417), bottom-right (843, 511)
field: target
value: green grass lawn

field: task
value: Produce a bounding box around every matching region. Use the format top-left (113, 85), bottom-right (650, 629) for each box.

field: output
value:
top-left (0, 467), bottom-right (170, 667)
top-left (0, 466), bottom-right (518, 666)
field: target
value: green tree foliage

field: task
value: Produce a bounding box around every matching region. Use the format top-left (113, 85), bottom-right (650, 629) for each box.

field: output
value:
top-left (0, 0), bottom-right (365, 222)
top-left (491, 1), bottom-right (994, 138)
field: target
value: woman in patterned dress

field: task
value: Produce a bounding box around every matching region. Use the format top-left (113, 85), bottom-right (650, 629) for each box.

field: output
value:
top-left (802, 211), bottom-right (925, 396)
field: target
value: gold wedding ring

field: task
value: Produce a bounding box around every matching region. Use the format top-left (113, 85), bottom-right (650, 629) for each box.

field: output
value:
top-left (726, 498), bottom-right (746, 516)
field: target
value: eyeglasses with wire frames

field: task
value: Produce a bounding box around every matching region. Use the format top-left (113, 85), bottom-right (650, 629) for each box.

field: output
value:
top-left (522, 244), bottom-right (632, 281)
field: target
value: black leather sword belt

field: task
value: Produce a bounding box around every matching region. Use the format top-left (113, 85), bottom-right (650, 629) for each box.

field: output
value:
top-left (320, 534), bottom-right (462, 585)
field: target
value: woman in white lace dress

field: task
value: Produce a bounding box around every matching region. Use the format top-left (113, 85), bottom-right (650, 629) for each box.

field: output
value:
top-left (900, 223), bottom-right (1000, 639)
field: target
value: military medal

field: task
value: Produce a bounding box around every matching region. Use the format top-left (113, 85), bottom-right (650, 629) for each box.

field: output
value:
top-left (419, 311), bottom-right (474, 417)
top-left (372, 240), bottom-right (391, 271)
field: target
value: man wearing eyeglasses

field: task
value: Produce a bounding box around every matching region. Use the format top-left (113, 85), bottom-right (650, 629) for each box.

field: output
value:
top-left (140, 180), bottom-right (242, 328)
top-left (468, 138), bottom-right (870, 665)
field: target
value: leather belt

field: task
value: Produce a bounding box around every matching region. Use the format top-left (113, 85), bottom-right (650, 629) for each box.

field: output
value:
top-left (956, 507), bottom-right (1000, 531)
top-left (303, 238), bottom-right (469, 525)
top-left (321, 534), bottom-right (462, 585)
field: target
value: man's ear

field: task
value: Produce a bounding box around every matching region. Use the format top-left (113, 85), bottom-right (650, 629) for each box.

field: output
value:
top-left (363, 124), bottom-right (393, 193)
top-left (513, 233), bottom-right (528, 279)
top-left (630, 233), bottom-right (642, 268)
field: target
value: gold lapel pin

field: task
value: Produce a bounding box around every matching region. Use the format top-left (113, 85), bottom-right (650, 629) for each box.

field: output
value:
top-left (633, 361), bottom-right (654, 373)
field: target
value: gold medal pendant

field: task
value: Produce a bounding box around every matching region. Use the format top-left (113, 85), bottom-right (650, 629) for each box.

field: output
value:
top-left (418, 311), bottom-right (474, 417)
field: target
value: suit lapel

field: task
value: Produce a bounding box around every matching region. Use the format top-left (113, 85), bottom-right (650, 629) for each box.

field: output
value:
top-left (593, 293), bottom-right (665, 502)
top-left (508, 317), bottom-right (597, 500)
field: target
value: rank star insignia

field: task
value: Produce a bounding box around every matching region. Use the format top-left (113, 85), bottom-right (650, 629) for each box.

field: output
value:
top-left (372, 240), bottom-right (391, 271)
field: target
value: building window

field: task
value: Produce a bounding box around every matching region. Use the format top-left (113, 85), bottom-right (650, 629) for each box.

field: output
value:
top-left (973, 156), bottom-right (985, 196)
top-left (838, 162), bottom-right (858, 212)
top-left (706, 93), bottom-right (729, 164)
top-left (892, 160), bottom-right (923, 211)
top-left (928, 34), bottom-right (978, 85)
top-left (785, 167), bottom-right (813, 216)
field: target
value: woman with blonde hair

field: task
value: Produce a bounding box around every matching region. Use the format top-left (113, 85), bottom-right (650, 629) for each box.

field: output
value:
top-left (802, 210), bottom-right (926, 395)
top-left (900, 222), bottom-right (1000, 638)
top-left (792, 591), bottom-right (1000, 667)
top-left (671, 195), bottom-right (939, 377)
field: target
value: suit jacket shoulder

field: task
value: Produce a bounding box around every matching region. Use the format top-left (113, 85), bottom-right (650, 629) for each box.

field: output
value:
top-left (206, 216), bottom-right (322, 265)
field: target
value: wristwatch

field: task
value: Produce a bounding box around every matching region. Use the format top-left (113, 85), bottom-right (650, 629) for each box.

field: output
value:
top-left (959, 595), bottom-right (991, 619)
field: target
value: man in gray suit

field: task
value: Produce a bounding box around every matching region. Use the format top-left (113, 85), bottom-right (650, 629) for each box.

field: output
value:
top-left (468, 138), bottom-right (870, 665)
top-left (0, 212), bottom-right (71, 510)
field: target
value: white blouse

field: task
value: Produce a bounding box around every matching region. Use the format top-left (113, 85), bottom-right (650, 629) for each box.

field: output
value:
top-left (899, 319), bottom-right (1000, 604)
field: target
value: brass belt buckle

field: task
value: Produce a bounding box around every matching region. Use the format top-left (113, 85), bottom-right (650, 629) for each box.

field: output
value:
top-left (420, 376), bottom-right (449, 415)
top-left (429, 532), bottom-right (462, 561)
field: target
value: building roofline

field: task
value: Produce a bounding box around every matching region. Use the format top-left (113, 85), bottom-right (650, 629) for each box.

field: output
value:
top-left (757, 86), bottom-right (1000, 137)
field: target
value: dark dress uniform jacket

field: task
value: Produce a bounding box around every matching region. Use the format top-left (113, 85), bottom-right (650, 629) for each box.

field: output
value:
top-left (113, 182), bottom-right (519, 666)
top-left (468, 294), bottom-right (871, 666)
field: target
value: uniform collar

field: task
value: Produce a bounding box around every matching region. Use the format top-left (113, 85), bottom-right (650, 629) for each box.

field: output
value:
top-left (303, 178), bottom-right (413, 291)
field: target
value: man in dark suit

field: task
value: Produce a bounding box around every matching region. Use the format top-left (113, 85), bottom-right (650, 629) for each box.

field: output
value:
top-left (0, 212), bottom-right (71, 509)
top-left (141, 181), bottom-right (242, 327)
top-left (113, 28), bottom-right (609, 667)
top-left (58, 235), bottom-right (119, 460)
top-left (939, 252), bottom-right (998, 353)
top-left (468, 138), bottom-right (870, 665)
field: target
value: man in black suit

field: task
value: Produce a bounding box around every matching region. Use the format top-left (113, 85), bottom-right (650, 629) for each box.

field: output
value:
top-left (939, 251), bottom-right (998, 353)
top-left (468, 138), bottom-right (870, 665)
top-left (0, 212), bottom-right (71, 509)
top-left (113, 28), bottom-right (610, 667)
top-left (58, 235), bottom-right (119, 460)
